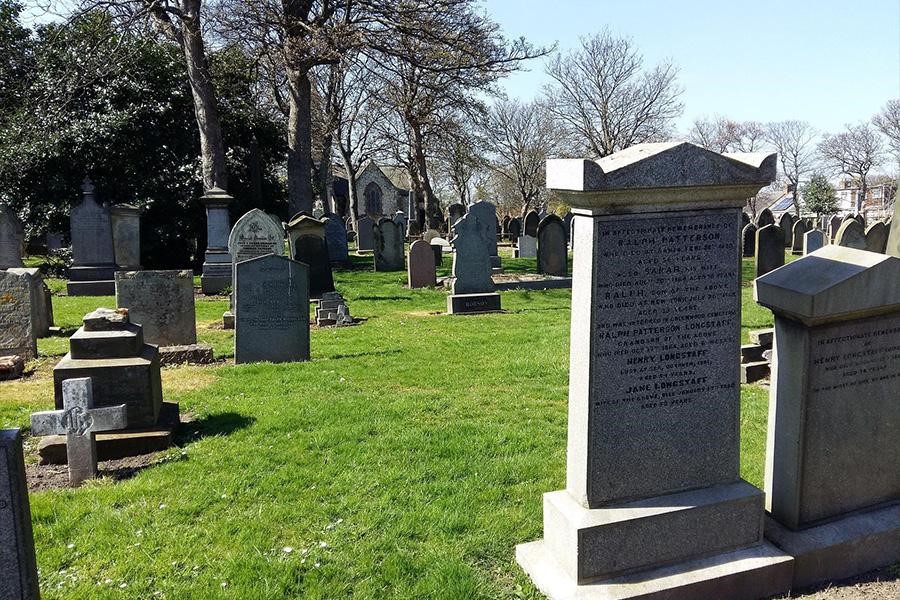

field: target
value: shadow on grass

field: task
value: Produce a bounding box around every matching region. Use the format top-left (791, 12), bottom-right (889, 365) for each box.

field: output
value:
top-left (174, 411), bottom-right (256, 447)
top-left (320, 348), bottom-right (403, 361)
top-left (353, 295), bottom-right (413, 301)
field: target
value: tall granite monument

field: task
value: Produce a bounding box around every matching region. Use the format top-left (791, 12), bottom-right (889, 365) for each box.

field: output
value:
top-left (67, 178), bottom-right (117, 295)
top-left (516, 142), bottom-right (792, 600)
top-left (447, 211), bottom-right (500, 314)
top-left (200, 188), bottom-right (233, 294)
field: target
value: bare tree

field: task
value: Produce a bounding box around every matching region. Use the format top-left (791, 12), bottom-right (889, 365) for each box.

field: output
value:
top-left (431, 111), bottom-right (487, 206)
top-left (689, 116), bottom-right (767, 153)
top-left (873, 99), bottom-right (900, 158)
top-left (766, 120), bottom-right (818, 218)
top-left (818, 123), bottom-right (884, 212)
top-left (544, 28), bottom-right (682, 158)
top-left (482, 98), bottom-right (564, 214)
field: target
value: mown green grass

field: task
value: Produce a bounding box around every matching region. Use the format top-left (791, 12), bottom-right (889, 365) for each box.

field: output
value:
top-left (0, 251), bottom-right (778, 599)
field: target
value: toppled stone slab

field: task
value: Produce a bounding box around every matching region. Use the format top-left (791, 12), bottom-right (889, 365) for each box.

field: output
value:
top-left (316, 291), bottom-right (354, 327)
top-left (83, 307), bottom-right (130, 331)
top-left (159, 344), bottom-right (215, 366)
top-left (0, 355), bottom-right (25, 381)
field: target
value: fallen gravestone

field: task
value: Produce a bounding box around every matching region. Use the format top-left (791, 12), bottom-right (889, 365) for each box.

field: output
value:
top-left (517, 142), bottom-right (792, 600)
top-left (0, 429), bottom-right (40, 600)
top-left (536, 214), bottom-right (567, 276)
top-left (0, 204), bottom-right (24, 269)
top-left (235, 254), bottom-right (310, 364)
top-left (374, 217), bottom-right (405, 272)
top-left (756, 245), bottom-right (900, 588)
top-left (31, 377), bottom-right (128, 485)
top-left (448, 211), bottom-right (500, 314)
top-left (408, 240), bottom-right (436, 288)
top-left (315, 291), bottom-right (354, 327)
top-left (755, 224), bottom-right (785, 278)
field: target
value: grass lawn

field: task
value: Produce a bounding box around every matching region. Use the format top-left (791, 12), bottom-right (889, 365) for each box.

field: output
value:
top-left (0, 252), bottom-right (778, 599)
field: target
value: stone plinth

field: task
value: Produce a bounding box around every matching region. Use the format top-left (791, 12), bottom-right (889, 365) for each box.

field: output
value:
top-left (517, 142), bottom-right (791, 600)
top-left (755, 245), bottom-right (900, 588)
top-left (447, 292), bottom-right (501, 314)
top-left (0, 429), bottom-right (40, 600)
top-left (200, 188), bottom-right (233, 294)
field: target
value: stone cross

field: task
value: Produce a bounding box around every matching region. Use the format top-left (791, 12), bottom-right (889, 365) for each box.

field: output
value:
top-left (31, 378), bottom-right (127, 485)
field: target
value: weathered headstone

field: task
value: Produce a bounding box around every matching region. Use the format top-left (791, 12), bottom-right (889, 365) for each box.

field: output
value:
top-left (0, 270), bottom-right (36, 360)
top-left (757, 207), bottom-right (775, 227)
top-left (741, 222), bottom-right (757, 257)
top-left (323, 214), bottom-right (349, 265)
top-left (448, 211), bottom-right (499, 314)
top-left (802, 229), bottom-right (825, 255)
top-left (447, 202), bottom-right (467, 226)
top-left (31, 377), bottom-right (128, 485)
top-left (6, 268), bottom-right (53, 339)
top-left (516, 235), bottom-right (537, 258)
top-left (356, 215), bottom-right (374, 252)
top-left (468, 200), bottom-right (501, 270)
top-left (755, 245), bottom-right (900, 588)
top-left (234, 255), bottom-right (310, 364)
top-left (755, 224), bottom-right (785, 278)
top-left (834, 218), bottom-right (866, 250)
top-left (536, 214), bottom-right (567, 276)
top-left (0, 204), bottom-right (24, 269)
top-left (230, 209), bottom-right (285, 265)
top-left (408, 240), bottom-right (436, 288)
top-left (200, 187), bottom-right (233, 294)
top-left (115, 270), bottom-right (197, 346)
top-left (67, 178), bottom-right (116, 295)
top-left (287, 214), bottom-right (335, 297)
top-left (777, 212), bottom-right (794, 248)
top-left (109, 204), bottom-right (142, 270)
top-left (507, 217), bottom-right (522, 242)
top-left (517, 142), bottom-right (792, 599)
top-left (53, 308), bottom-right (162, 428)
top-left (888, 201), bottom-right (900, 257)
top-left (864, 221), bottom-right (888, 253)
top-left (790, 219), bottom-right (809, 255)
top-left (374, 218), bottom-right (405, 272)
top-left (523, 210), bottom-right (540, 237)
top-left (0, 429), bottom-right (40, 600)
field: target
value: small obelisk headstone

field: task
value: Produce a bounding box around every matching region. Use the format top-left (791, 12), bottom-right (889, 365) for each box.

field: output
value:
top-left (0, 429), bottom-right (40, 600)
top-left (200, 188), bottom-right (233, 294)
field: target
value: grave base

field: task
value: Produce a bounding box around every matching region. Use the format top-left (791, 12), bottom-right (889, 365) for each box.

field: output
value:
top-left (740, 361), bottom-right (769, 383)
top-left (447, 292), bottom-right (501, 314)
top-left (764, 503), bottom-right (900, 589)
top-left (222, 311), bottom-right (234, 330)
top-left (38, 402), bottom-right (180, 464)
top-left (159, 344), bottom-right (215, 366)
top-left (200, 274), bottom-right (230, 295)
top-left (516, 539), bottom-right (793, 600)
top-left (66, 280), bottom-right (115, 296)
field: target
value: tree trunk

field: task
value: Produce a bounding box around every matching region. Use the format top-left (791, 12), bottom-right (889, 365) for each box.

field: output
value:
top-left (340, 149), bottom-right (359, 221)
top-left (180, 1), bottom-right (227, 191)
top-left (792, 177), bottom-right (801, 219)
top-left (286, 69), bottom-right (313, 216)
top-left (316, 135), bottom-right (333, 213)
top-left (410, 122), bottom-right (441, 229)
top-left (858, 178), bottom-right (867, 214)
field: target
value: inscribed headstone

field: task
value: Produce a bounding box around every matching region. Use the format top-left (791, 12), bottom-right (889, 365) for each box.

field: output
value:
top-left (115, 270), bottom-right (197, 346)
top-left (408, 240), bottom-right (436, 288)
top-left (323, 214), bottom-right (349, 264)
top-left (0, 271), bottom-right (36, 360)
top-left (374, 218), bottom-right (405, 272)
top-left (228, 209), bottom-right (285, 264)
top-left (450, 212), bottom-right (494, 295)
top-left (755, 224), bottom-right (785, 278)
top-left (834, 219), bottom-right (866, 250)
top-left (0, 429), bottom-right (40, 600)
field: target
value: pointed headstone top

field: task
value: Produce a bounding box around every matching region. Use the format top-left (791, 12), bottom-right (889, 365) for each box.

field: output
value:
top-left (81, 177), bottom-right (96, 201)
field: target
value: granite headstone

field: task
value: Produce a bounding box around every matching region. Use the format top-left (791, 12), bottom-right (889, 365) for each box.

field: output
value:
top-left (356, 216), bottom-right (374, 252)
top-left (374, 217), bottom-right (405, 272)
top-left (408, 240), bottom-right (436, 288)
top-left (0, 429), bottom-right (40, 600)
top-left (755, 224), bottom-right (785, 278)
top-left (0, 204), bottom-right (24, 269)
top-left (537, 214), bottom-right (568, 276)
top-left (115, 270), bottom-right (197, 346)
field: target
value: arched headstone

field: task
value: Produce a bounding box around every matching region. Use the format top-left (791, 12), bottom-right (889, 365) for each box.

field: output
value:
top-left (537, 215), bottom-right (568, 276)
top-left (755, 224), bottom-right (784, 278)
top-left (864, 222), bottom-right (888, 254)
top-left (834, 219), bottom-right (866, 250)
top-left (741, 223), bottom-right (757, 258)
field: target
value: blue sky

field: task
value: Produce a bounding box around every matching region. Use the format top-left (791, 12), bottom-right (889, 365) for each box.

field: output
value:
top-left (485, 0), bottom-right (900, 135)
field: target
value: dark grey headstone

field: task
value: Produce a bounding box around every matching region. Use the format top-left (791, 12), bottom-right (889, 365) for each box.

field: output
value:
top-left (803, 229), bottom-right (825, 255)
top-left (450, 212), bottom-right (493, 295)
top-left (356, 216), bottom-right (374, 252)
top-left (835, 219), bottom-right (866, 250)
top-left (864, 222), bottom-right (888, 253)
top-left (741, 223), bottom-right (757, 257)
top-left (755, 225), bottom-right (785, 278)
top-left (508, 217), bottom-right (522, 242)
top-left (777, 213), bottom-right (795, 248)
top-left (0, 204), bottom-right (24, 269)
top-left (791, 219), bottom-right (810, 254)
top-left (537, 215), bottom-right (568, 276)
top-left (447, 203), bottom-right (467, 226)
top-left (756, 208), bottom-right (775, 228)
top-left (0, 429), bottom-right (40, 600)
top-left (829, 215), bottom-right (843, 241)
top-left (502, 214), bottom-right (511, 235)
top-left (524, 210), bottom-right (540, 237)
top-left (235, 255), bottom-right (310, 364)
top-left (408, 240), bottom-right (436, 288)
top-left (374, 218), bottom-right (405, 272)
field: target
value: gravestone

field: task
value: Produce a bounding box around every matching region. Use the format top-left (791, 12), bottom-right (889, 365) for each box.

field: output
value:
top-left (507, 217), bottom-right (522, 242)
top-left (393, 211), bottom-right (408, 234)
top-left (230, 209), bottom-right (285, 265)
top-left (0, 204), bottom-right (24, 269)
top-left (864, 221), bottom-right (888, 253)
top-left (523, 210), bottom-right (540, 237)
top-left (562, 212), bottom-right (574, 244)
top-left (501, 214), bottom-right (511, 237)
top-left (741, 212), bottom-right (751, 227)
top-left (447, 202), bottom-right (466, 226)
top-left (756, 207), bottom-right (775, 227)
top-left (741, 223), bottom-right (757, 257)
top-left (828, 215), bottom-right (843, 242)
top-left (516, 235), bottom-right (537, 258)
top-left (0, 270), bottom-right (36, 360)
top-left (888, 200), bottom-right (900, 257)
top-left (374, 218), bottom-right (405, 272)
top-left (790, 219), bottom-right (809, 255)
top-left (468, 200), bottom-right (501, 270)
top-left (6, 268), bottom-right (53, 339)
top-left (448, 211), bottom-right (500, 314)
top-left (430, 237), bottom-right (448, 267)
top-left (323, 214), bottom-right (349, 265)
top-left (852, 212), bottom-right (865, 227)
top-left (755, 224), bottom-right (785, 278)
top-left (802, 229), bottom-right (825, 255)
top-left (517, 142), bottom-right (792, 599)
top-left (109, 204), bottom-right (142, 270)
top-left (115, 270), bottom-right (197, 346)
top-left (408, 240), bottom-right (436, 288)
top-left (287, 214), bottom-right (335, 298)
top-left (755, 245), bottom-right (900, 588)
top-left (68, 178), bottom-right (116, 295)
top-left (31, 377), bottom-right (128, 485)
top-left (200, 187), bottom-right (233, 294)
top-left (834, 218), bottom-right (866, 250)
top-left (54, 308), bottom-right (162, 428)
top-left (777, 212), bottom-right (794, 248)
top-left (235, 255), bottom-right (310, 364)
top-left (0, 429), bottom-right (40, 600)
top-left (537, 214), bottom-right (568, 276)
top-left (356, 216), bottom-right (374, 252)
